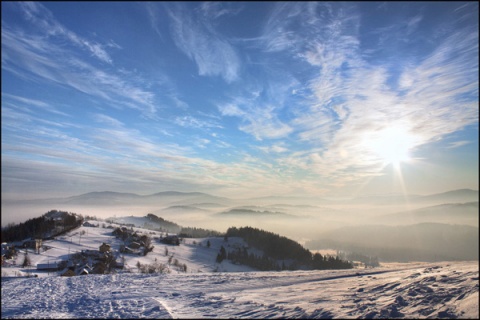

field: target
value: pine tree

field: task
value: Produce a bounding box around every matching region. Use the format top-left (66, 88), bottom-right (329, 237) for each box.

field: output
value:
top-left (216, 245), bottom-right (227, 263)
top-left (22, 253), bottom-right (31, 267)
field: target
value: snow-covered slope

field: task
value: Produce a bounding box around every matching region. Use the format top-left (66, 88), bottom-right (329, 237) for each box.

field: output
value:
top-left (1, 219), bottom-right (254, 275)
top-left (2, 220), bottom-right (478, 319)
top-left (2, 261), bottom-right (478, 319)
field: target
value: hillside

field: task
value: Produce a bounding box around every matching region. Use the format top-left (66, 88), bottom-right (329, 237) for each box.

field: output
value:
top-left (222, 226), bottom-right (351, 271)
top-left (1, 213), bottom-right (345, 276)
top-left (1, 214), bottom-right (478, 319)
top-left (1, 218), bottom-right (257, 277)
top-left (1, 210), bottom-right (82, 243)
top-left (105, 214), bottom-right (182, 233)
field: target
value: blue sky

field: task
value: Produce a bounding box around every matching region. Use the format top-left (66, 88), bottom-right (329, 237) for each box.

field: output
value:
top-left (2, 2), bottom-right (478, 200)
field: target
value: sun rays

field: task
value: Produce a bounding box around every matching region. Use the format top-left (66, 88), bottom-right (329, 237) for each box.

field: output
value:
top-left (366, 126), bottom-right (417, 169)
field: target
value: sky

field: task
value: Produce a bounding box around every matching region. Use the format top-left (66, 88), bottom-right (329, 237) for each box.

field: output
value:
top-left (1, 1), bottom-right (478, 201)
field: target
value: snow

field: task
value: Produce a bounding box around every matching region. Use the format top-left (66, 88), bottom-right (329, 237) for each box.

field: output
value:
top-left (2, 220), bottom-right (478, 319)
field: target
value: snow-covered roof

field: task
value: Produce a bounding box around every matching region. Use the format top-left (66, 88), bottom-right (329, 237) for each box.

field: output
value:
top-left (36, 263), bottom-right (59, 270)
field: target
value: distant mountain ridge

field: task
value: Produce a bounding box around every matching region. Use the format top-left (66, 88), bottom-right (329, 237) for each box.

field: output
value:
top-left (69, 191), bottom-right (140, 198)
top-left (146, 191), bottom-right (212, 197)
top-left (415, 189), bottom-right (479, 204)
top-left (65, 191), bottom-right (142, 204)
top-left (7, 188), bottom-right (478, 207)
top-left (348, 188), bottom-right (478, 206)
top-left (217, 208), bottom-right (295, 218)
top-left (72, 191), bottom-right (223, 200)
top-left (16, 190), bottom-right (232, 206)
top-left (247, 189), bottom-right (478, 206)
top-left (371, 202), bottom-right (479, 227)
top-left (161, 205), bottom-right (210, 213)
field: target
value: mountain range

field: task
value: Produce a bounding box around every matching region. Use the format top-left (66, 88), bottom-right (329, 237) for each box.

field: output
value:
top-left (9, 188), bottom-right (478, 207)
top-left (369, 202), bottom-right (479, 227)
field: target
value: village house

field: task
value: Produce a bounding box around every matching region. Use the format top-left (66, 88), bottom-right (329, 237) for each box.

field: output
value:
top-left (21, 239), bottom-right (42, 253)
top-left (160, 235), bottom-right (180, 245)
top-left (1, 243), bottom-right (16, 261)
top-left (37, 262), bottom-right (60, 272)
top-left (83, 221), bottom-right (97, 227)
top-left (60, 262), bottom-right (92, 276)
top-left (76, 263), bottom-right (91, 275)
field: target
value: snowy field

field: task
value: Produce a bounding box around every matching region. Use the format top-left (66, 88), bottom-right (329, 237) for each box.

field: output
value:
top-left (1, 220), bottom-right (478, 319)
top-left (2, 261), bottom-right (478, 319)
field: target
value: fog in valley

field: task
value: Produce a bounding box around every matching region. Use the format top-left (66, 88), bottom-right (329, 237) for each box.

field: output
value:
top-left (3, 188), bottom-right (478, 263)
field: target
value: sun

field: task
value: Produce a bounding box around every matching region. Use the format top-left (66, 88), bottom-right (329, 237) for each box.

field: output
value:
top-left (366, 126), bottom-right (415, 168)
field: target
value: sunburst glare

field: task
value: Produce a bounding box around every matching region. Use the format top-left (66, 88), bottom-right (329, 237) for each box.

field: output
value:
top-left (366, 126), bottom-right (417, 169)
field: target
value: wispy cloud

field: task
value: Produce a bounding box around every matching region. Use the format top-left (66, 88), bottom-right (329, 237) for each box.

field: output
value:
top-left (92, 113), bottom-right (124, 128)
top-left (261, 2), bottom-right (305, 52)
top-left (447, 141), bottom-right (471, 149)
top-left (258, 143), bottom-right (288, 154)
top-left (254, 2), bottom-right (478, 188)
top-left (218, 98), bottom-right (292, 140)
top-left (261, 2), bottom-right (359, 55)
top-left (216, 67), bottom-right (300, 141)
top-left (163, 2), bottom-right (241, 83)
top-left (18, 2), bottom-right (114, 64)
top-left (368, 13), bottom-right (424, 49)
top-left (145, 2), bottom-right (164, 39)
top-left (2, 93), bottom-right (70, 117)
top-left (400, 31), bottom-right (478, 140)
top-left (200, 2), bottom-right (244, 20)
top-left (173, 115), bottom-right (223, 130)
top-left (2, 2), bottom-right (477, 199)
top-left (1, 108), bottom-right (235, 198)
top-left (2, 22), bottom-right (159, 118)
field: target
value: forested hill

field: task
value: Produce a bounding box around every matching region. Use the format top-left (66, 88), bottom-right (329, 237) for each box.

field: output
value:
top-left (223, 226), bottom-right (352, 270)
top-left (226, 226), bottom-right (311, 261)
top-left (1, 210), bottom-right (83, 243)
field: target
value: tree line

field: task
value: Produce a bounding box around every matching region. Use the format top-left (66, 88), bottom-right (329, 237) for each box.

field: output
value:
top-left (179, 226), bottom-right (222, 238)
top-left (1, 210), bottom-right (82, 243)
top-left (221, 227), bottom-right (353, 271)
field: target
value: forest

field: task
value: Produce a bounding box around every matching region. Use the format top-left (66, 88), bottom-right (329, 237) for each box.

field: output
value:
top-left (1, 210), bottom-right (82, 243)
top-left (221, 226), bottom-right (353, 271)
